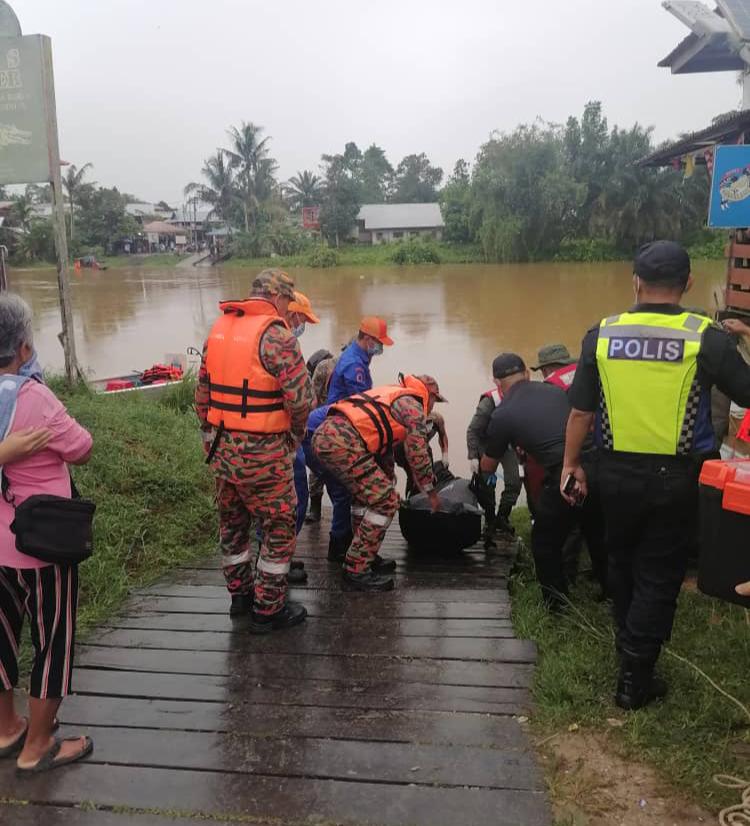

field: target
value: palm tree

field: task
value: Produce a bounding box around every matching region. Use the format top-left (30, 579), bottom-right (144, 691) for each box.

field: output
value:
top-left (62, 163), bottom-right (94, 241)
top-left (223, 122), bottom-right (273, 232)
top-left (10, 194), bottom-right (35, 233)
top-left (184, 152), bottom-right (237, 229)
top-left (285, 170), bottom-right (323, 211)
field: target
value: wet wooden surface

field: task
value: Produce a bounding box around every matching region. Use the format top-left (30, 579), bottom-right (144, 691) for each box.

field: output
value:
top-left (1, 514), bottom-right (552, 825)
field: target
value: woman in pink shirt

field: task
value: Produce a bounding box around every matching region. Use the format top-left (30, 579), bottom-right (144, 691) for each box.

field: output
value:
top-left (0, 294), bottom-right (93, 773)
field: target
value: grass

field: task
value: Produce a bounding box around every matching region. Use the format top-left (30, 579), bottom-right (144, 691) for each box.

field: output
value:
top-left (43, 377), bottom-right (215, 635)
top-left (229, 241), bottom-right (485, 269)
top-left (509, 509), bottom-right (750, 814)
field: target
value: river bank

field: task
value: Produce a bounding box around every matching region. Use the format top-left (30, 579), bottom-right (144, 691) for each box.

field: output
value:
top-left (8, 237), bottom-right (725, 275)
top-left (510, 512), bottom-right (750, 819)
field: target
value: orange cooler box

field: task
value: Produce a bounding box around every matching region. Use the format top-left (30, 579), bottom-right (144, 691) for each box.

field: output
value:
top-left (698, 459), bottom-right (750, 608)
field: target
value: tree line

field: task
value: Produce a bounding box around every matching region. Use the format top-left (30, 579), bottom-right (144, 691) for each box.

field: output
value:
top-left (441, 101), bottom-right (713, 262)
top-left (184, 122), bottom-right (445, 256)
top-left (0, 100), bottom-right (717, 264)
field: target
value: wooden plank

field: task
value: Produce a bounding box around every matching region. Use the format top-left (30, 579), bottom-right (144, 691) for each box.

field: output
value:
top-left (53, 726), bottom-right (545, 791)
top-left (729, 241), bottom-right (750, 259)
top-left (126, 594), bottom-right (511, 619)
top-left (0, 807), bottom-right (212, 826)
top-left (728, 265), bottom-right (750, 288)
top-left (58, 695), bottom-right (533, 748)
top-left (141, 583), bottom-right (510, 603)
top-left (726, 286), bottom-right (750, 311)
top-left (72, 669), bottom-right (531, 715)
top-left (169, 568), bottom-right (508, 589)
top-left (0, 763), bottom-right (552, 826)
top-left (106, 613), bottom-right (515, 638)
top-left (85, 627), bottom-right (536, 662)
top-left (76, 646), bottom-right (535, 687)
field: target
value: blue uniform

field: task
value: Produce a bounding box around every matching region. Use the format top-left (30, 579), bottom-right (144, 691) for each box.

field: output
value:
top-left (294, 447), bottom-right (309, 535)
top-left (326, 341), bottom-right (372, 403)
top-left (303, 405), bottom-right (352, 539)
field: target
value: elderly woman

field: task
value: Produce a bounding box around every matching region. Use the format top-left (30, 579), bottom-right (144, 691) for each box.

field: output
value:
top-left (0, 294), bottom-right (93, 774)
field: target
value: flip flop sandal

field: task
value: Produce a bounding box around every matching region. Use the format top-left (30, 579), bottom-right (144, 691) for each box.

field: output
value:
top-left (16, 735), bottom-right (93, 776)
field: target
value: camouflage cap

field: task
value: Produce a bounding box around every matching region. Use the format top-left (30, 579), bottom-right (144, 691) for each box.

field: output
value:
top-left (251, 268), bottom-right (296, 300)
top-left (414, 374), bottom-right (447, 403)
top-left (531, 343), bottom-right (575, 370)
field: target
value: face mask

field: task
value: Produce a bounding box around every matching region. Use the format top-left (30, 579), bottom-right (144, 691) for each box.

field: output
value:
top-left (292, 323), bottom-right (306, 339)
top-left (369, 341), bottom-right (384, 357)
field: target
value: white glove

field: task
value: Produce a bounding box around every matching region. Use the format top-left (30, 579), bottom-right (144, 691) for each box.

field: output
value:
top-left (441, 449), bottom-right (450, 468)
top-left (469, 458), bottom-right (479, 475)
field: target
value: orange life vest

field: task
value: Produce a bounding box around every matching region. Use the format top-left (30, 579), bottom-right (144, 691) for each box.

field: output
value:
top-left (205, 298), bottom-right (291, 433)
top-left (331, 376), bottom-right (431, 454)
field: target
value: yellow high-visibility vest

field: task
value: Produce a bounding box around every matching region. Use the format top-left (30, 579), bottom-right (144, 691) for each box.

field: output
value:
top-left (596, 310), bottom-right (711, 455)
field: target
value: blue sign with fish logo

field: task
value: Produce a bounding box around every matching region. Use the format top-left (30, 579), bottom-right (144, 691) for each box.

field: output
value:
top-left (708, 145), bottom-right (750, 228)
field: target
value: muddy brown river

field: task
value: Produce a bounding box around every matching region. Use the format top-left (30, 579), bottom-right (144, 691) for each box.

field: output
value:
top-left (10, 260), bottom-right (726, 476)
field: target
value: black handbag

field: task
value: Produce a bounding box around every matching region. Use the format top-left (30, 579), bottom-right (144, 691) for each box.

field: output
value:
top-left (4, 473), bottom-right (96, 564)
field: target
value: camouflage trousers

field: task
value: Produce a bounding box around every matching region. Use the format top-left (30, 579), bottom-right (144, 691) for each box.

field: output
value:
top-left (212, 442), bottom-right (297, 615)
top-left (308, 469), bottom-right (325, 500)
top-left (312, 416), bottom-right (399, 573)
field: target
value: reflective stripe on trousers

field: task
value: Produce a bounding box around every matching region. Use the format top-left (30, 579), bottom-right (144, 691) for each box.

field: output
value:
top-left (256, 558), bottom-right (291, 576)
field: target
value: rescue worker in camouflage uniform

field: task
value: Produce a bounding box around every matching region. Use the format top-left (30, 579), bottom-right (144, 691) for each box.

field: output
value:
top-left (196, 269), bottom-right (313, 632)
top-left (313, 374), bottom-right (446, 592)
top-left (304, 349), bottom-right (336, 524)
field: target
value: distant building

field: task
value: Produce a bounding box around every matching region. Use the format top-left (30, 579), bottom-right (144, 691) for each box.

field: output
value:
top-left (355, 203), bottom-right (444, 245)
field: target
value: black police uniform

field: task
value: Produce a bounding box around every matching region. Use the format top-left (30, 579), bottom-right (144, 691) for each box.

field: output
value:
top-left (484, 379), bottom-right (605, 609)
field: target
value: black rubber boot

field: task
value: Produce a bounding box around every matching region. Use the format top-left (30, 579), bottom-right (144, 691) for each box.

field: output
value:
top-left (249, 601), bottom-right (308, 634)
top-left (305, 495), bottom-right (322, 524)
top-left (229, 593), bottom-right (253, 618)
top-left (494, 505), bottom-right (516, 538)
top-left (288, 561), bottom-right (308, 585)
top-left (371, 555), bottom-right (397, 574)
top-left (342, 569), bottom-right (395, 592)
top-left (615, 650), bottom-right (668, 711)
top-left (327, 532), bottom-right (352, 563)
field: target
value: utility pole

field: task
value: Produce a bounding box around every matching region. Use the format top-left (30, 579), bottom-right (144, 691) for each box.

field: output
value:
top-left (43, 42), bottom-right (79, 383)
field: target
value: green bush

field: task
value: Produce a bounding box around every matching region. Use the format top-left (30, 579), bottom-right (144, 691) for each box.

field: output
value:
top-left (554, 237), bottom-right (622, 262)
top-left (687, 231), bottom-right (727, 260)
top-left (306, 246), bottom-right (340, 267)
top-left (389, 238), bottom-right (442, 265)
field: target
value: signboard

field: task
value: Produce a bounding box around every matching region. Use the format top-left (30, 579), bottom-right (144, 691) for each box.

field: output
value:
top-left (302, 206), bottom-right (320, 230)
top-left (708, 144), bottom-right (750, 228)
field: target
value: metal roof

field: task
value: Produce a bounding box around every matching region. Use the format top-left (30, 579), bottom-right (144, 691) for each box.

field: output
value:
top-left (638, 108), bottom-right (750, 166)
top-left (358, 203), bottom-right (444, 231)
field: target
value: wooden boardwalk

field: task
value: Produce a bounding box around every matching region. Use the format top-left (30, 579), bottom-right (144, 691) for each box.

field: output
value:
top-left (0, 514), bottom-right (552, 826)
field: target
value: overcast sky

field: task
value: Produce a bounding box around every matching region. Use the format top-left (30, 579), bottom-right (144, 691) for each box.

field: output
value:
top-left (9, 0), bottom-right (742, 205)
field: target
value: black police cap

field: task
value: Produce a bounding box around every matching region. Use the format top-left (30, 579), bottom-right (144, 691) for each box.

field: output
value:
top-left (634, 241), bottom-right (691, 283)
top-left (492, 353), bottom-right (526, 379)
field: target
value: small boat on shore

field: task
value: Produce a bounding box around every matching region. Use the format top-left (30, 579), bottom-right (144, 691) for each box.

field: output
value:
top-left (91, 349), bottom-right (200, 399)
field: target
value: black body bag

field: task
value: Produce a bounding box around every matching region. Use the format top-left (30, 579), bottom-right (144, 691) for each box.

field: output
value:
top-left (4, 474), bottom-right (96, 565)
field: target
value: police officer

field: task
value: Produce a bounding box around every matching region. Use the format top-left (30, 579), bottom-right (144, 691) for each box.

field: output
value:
top-left (195, 269), bottom-right (313, 631)
top-left (563, 241), bottom-right (750, 710)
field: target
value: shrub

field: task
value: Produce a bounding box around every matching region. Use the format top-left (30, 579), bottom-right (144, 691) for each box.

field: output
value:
top-left (306, 246), bottom-right (340, 267)
top-left (390, 238), bottom-right (441, 265)
top-left (554, 237), bottom-right (622, 262)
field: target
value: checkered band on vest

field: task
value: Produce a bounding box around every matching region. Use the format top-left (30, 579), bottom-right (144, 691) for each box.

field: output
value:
top-left (598, 379), bottom-right (614, 449)
top-left (677, 375), bottom-right (701, 455)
